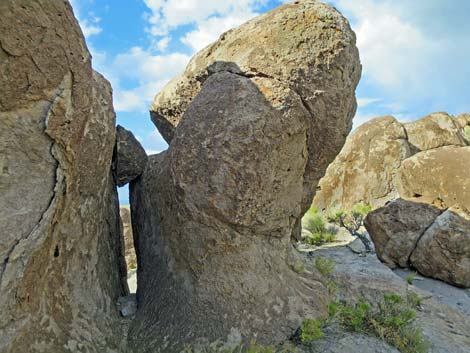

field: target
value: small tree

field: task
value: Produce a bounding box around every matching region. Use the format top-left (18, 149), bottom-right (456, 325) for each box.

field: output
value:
top-left (329, 204), bottom-right (373, 252)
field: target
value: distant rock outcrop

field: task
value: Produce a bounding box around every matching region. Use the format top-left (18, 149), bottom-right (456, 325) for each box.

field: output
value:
top-left (365, 200), bottom-right (470, 288)
top-left (0, 1), bottom-right (126, 351)
top-left (120, 206), bottom-right (137, 270)
top-left (130, 1), bottom-right (361, 350)
top-left (313, 112), bottom-right (470, 212)
top-left (113, 125), bottom-right (148, 187)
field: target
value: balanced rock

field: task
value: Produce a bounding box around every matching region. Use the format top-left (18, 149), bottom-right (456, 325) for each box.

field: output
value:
top-left (130, 1), bottom-right (361, 351)
top-left (411, 207), bottom-right (470, 288)
top-left (0, 1), bottom-right (126, 351)
top-left (313, 112), bottom-right (470, 212)
top-left (364, 199), bottom-right (442, 268)
top-left (113, 125), bottom-right (147, 187)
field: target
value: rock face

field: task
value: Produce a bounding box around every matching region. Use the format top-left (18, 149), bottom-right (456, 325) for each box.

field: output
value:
top-left (312, 116), bottom-right (411, 210)
top-left (120, 206), bottom-right (137, 270)
top-left (313, 112), bottom-right (470, 212)
top-left (0, 1), bottom-right (126, 352)
top-left (130, 1), bottom-right (361, 351)
top-left (411, 207), bottom-right (470, 288)
top-left (113, 125), bottom-right (148, 187)
top-left (364, 199), bottom-right (442, 268)
top-left (396, 146), bottom-right (470, 208)
top-left (365, 200), bottom-right (470, 288)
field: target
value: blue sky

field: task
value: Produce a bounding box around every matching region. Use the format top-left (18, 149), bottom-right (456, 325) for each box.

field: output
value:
top-left (70, 0), bottom-right (470, 204)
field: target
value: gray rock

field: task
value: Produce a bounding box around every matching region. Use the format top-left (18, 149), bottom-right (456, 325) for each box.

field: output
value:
top-left (0, 1), bottom-right (126, 351)
top-left (113, 125), bottom-right (148, 186)
top-left (411, 207), bottom-right (470, 288)
top-left (129, 1), bottom-right (361, 350)
top-left (313, 246), bottom-right (470, 353)
top-left (364, 199), bottom-right (442, 268)
top-left (118, 294), bottom-right (137, 317)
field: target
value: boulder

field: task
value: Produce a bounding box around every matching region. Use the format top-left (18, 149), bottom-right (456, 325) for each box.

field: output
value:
top-left (130, 1), bottom-right (361, 350)
top-left (0, 1), bottom-right (126, 351)
top-left (404, 112), bottom-right (467, 152)
top-left (120, 205), bottom-right (137, 270)
top-left (364, 199), bottom-right (442, 267)
top-left (113, 125), bottom-right (147, 186)
top-left (150, 0), bottom-right (361, 222)
top-left (313, 116), bottom-right (411, 212)
top-left (411, 207), bottom-right (470, 288)
top-left (313, 113), bottom-right (469, 213)
top-left (396, 146), bottom-right (470, 209)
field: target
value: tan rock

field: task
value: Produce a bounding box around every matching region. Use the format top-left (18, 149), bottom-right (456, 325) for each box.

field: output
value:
top-left (313, 116), bottom-right (411, 212)
top-left (396, 146), bottom-right (470, 209)
top-left (313, 112), bottom-right (470, 213)
top-left (130, 2), bottom-right (361, 350)
top-left (120, 206), bottom-right (137, 270)
top-left (404, 112), bottom-right (467, 151)
top-left (0, 1), bottom-right (126, 351)
top-left (411, 207), bottom-right (470, 288)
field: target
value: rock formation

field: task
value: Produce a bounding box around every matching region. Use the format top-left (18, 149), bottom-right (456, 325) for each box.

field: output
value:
top-left (120, 206), bottom-right (137, 270)
top-left (130, 1), bottom-right (361, 351)
top-left (113, 125), bottom-right (148, 187)
top-left (365, 200), bottom-right (470, 288)
top-left (364, 199), bottom-right (442, 268)
top-left (313, 112), bottom-right (470, 212)
top-left (0, 1), bottom-right (126, 351)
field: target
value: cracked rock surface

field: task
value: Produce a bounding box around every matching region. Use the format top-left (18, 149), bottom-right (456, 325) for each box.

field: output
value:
top-left (0, 1), bottom-right (127, 351)
top-left (365, 199), bottom-right (470, 288)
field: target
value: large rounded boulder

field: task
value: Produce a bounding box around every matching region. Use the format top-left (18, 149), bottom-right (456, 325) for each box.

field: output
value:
top-left (130, 1), bottom-right (361, 351)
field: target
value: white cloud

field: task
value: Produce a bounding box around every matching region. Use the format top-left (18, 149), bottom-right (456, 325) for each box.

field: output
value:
top-left (181, 10), bottom-right (258, 52)
top-left (69, 0), bottom-right (103, 39)
top-left (357, 98), bottom-right (382, 108)
top-left (103, 47), bottom-right (191, 112)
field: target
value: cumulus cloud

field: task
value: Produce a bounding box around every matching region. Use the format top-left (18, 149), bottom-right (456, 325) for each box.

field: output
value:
top-left (143, 0), bottom-right (272, 52)
top-left (333, 0), bottom-right (470, 107)
top-left (69, 0), bottom-right (102, 39)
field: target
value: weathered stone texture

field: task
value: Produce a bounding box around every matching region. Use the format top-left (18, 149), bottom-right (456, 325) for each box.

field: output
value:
top-left (0, 1), bottom-right (126, 352)
top-left (130, 1), bottom-right (361, 351)
top-left (113, 125), bottom-right (147, 187)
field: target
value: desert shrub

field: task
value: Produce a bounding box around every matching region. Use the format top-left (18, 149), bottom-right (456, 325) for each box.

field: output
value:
top-left (329, 203), bottom-right (373, 252)
top-left (302, 207), bottom-right (336, 246)
top-left (315, 257), bottom-right (335, 276)
top-left (406, 274), bottom-right (415, 285)
top-left (292, 261), bottom-right (305, 274)
top-left (327, 293), bottom-right (429, 353)
top-left (300, 319), bottom-right (324, 343)
top-left (464, 126), bottom-right (470, 142)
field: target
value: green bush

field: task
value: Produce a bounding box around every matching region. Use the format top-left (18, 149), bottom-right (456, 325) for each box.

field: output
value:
top-left (301, 207), bottom-right (336, 246)
top-left (327, 293), bottom-right (430, 353)
top-left (315, 257), bottom-right (335, 277)
top-left (406, 274), bottom-right (415, 285)
top-left (300, 319), bottom-right (324, 343)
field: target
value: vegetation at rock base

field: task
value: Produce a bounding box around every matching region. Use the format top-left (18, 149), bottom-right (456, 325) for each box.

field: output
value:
top-left (302, 207), bottom-right (337, 246)
top-left (406, 274), bottom-right (415, 285)
top-left (300, 319), bottom-right (325, 343)
top-left (315, 257), bottom-right (337, 295)
top-left (327, 293), bottom-right (430, 353)
top-left (329, 203), bottom-right (373, 252)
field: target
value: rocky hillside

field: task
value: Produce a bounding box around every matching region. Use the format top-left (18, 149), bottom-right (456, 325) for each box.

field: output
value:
top-left (313, 112), bottom-right (470, 212)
